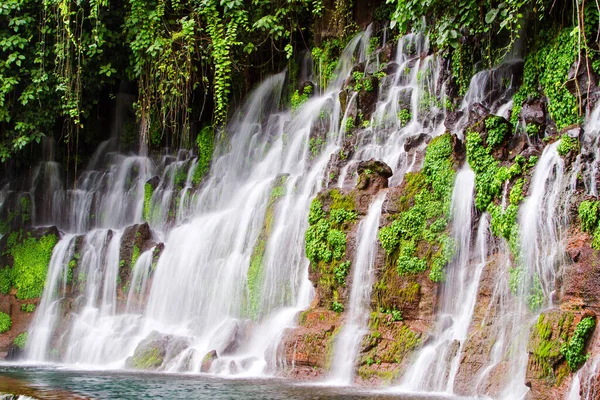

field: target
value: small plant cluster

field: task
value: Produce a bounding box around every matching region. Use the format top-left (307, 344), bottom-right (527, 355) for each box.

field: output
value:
top-left (378, 133), bottom-right (456, 282)
top-left (561, 316), bottom-right (596, 371)
top-left (305, 193), bottom-right (356, 265)
top-left (0, 312), bottom-right (11, 333)
top-left (1, 232), bottom-right (58, 299)
top-left (465, 119), bottom-right (537, 258)
top-left (578, 200), bottom-right (600, 249)
top-left (557, 134), bottom-right (580, 157)
top-left (20, 303), bottom-right (35, 313)
top-left (380, 307), bottom-right (403, 322)
top-left (331, 301), bottom-right (344, 313)
top-left (397, 109), bottom-right (411, 127)
top-left (291, 85), bottom-right (313, 112)
top-left (13, 332), bottom-right (28, 350)
top-left (352, 71), bottom-right (375, 92)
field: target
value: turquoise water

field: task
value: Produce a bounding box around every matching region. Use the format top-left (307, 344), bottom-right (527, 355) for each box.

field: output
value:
top-left (0, 366), bottom-right (465, 399)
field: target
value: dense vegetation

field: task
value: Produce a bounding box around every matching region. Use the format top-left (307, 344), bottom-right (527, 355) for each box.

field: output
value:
top-left (2, 0), bottom-right (596, 176)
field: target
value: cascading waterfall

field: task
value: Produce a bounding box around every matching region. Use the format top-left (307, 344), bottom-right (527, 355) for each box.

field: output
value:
top-left (397, 164), bottom-right (479, 393)
top-left (339, 32), bottom-right (446, 188)
top-left (499, 141), bottom-right (567, 400)
top-left (8, 21), bottom-right (591, 399)
top-left (23, 30), bottom-right (373, 376)
top-left (328, 194), bottom-right (386, 384)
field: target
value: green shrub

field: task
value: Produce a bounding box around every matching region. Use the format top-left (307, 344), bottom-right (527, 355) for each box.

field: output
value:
top-left (0, 312), bottom-right (12, 333)
top-left (20, 304), bottom-right (35, 313)
top-left (331, 301), bottom-right (344, 313)
top-left (13, 332), bottom-right (27, 350)
top-left (557, 134), bottom-right (580, 157)
top-left (561, 316), bottom-right (596, 371)
top-left (6, 232), bottom-right (58, 299)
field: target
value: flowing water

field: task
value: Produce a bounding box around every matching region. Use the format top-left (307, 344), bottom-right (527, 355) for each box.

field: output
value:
top-left (397, 164), bottom-right (478, 393)
top-left (328, 195), bottom-right (386, 384)
top-left (3, 25), bottom-right (591, 400)
top-left (21, 30), bottom-right (374, 377)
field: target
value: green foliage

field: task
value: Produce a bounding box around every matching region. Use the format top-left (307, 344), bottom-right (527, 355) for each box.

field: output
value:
top-left (451, 42), bottom-right (477, 96)
top-left (378, 133), bottom-right (456, 282)
top-left (484, 116), bottom-right (509, 149)
top-left (557, 135), bottom-right (580, 157)
top-left (388, 0), bottom-right (541, 51)
top-left (352, 71), bottom-right (374, 92)
top-left (305, 197), bottom-right (352, 264)
top-left (398, 109), bottom-right (411, 127)
top-left (466, 124), bottom-right (532, 214)
top-left (131, 245), bottom-right (141, 269)
top-left (5, 232), bottom-right (58, 299)
top-left (331, 301), bottom-right (344, 313)
top-left (20, 303), bottom-right (35, 313)
top-left (0, 312), bottom-right (11, 333)
top-left (13, 332), bottom-right (27, 350)
top-left (511, 29), bottom-right (580, 130)
top-left (333, 261), bottom-right (351, 285)
top-left (561, 316), bottom-right (596, 371)
top-left (578, 200), bottom-right (600, 250)
top-left (291, 85), bottom-right (313, 112)
top-left (579, 200), bottom-right (600, 233)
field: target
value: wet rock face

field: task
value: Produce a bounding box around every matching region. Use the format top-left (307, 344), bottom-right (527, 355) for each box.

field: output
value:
top-left (356, 159), bottom-right (392, 191)
top-left (562, 227), bottom-right (600, 307)
top-left (201, 350), bottom-right (218, 372)
top-left (126, 330), bottom-right (189, 370)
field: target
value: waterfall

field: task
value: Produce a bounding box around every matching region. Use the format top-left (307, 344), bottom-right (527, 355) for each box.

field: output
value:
top-left (328, 194), bottom-right (386, 384)
top-left (396, 164), bottom-right (479, 393)
top-left (498, 141), bottom-right (566, 400)
top-left (23, 30), bottom-right (372, 375)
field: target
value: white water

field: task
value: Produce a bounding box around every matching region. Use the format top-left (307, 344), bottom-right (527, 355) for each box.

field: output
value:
top-left (328, 194), bottom-right (386, 384)
top-left (398, 164), bottom-right (478, 393)
top-left (499, 141), bottom-right (568, 400)
top-left (23, 31), bottom-right (373, 376)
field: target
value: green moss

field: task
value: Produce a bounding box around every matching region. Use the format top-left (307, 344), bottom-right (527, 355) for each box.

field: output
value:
top-left (328, 189), bottom-right (355, 212)
top-left (0, 312), bottom-right (11, 333)
top-left (529, 312), bottom-right (575, 380)
top-left (13, 332), bottom-right (27, 350)
top-left (143, 183), bottom-right (153, 222)
top-left (5, 232), bottom-right (58, 299)
top-left (130, 347), bottom-right (163, 369)
top-left (192, 126), bottom-right (214, 186)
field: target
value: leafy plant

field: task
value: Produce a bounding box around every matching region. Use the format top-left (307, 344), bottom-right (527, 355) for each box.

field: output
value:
top-left (0, 312), bottom-right (11, 333)
top-left (13, 332), bottom-right (27, 350)
top-left (561, 316), bottom-right (596, 371)
top-left (331, 301), bottom-right (344, 313)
